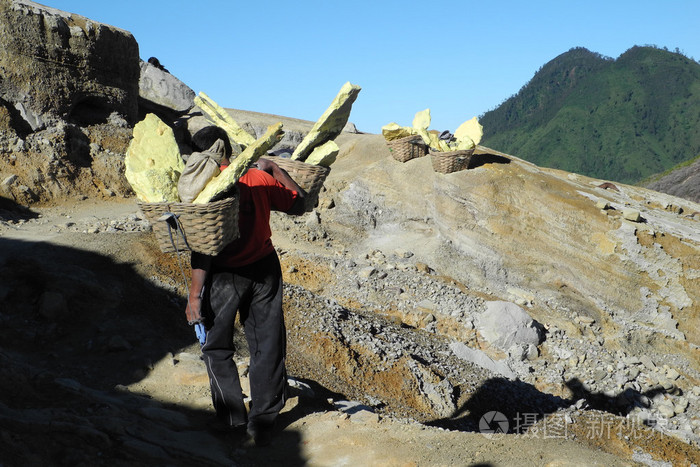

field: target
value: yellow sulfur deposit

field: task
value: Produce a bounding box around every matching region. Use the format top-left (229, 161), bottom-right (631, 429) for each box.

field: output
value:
top-left (454, 117), bottom-right (483, 150)
top-left (381, 108), bottom-right (431, 143)
top-left (193, 122), bottom-right (284, 204)
top-left (412, 108), bottom-right (432, 148)
top-left (125, 113), bottom-right (184, 202)
top-left (382, 110), bottom-right (484, 152)
top-left (305, 140), bottom-right (339, 167)
top-left (412, 108), bottom-right (431, 131)
top-left (291, 81), bottom-right (361, 162)
top-left (380, 122), bottom-right (413, 141)
top-left (194, 92), bottom-right (256, 148)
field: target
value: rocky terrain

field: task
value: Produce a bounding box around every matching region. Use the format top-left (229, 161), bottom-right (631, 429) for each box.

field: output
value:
top-left (2, 130), bottom-right (700, 466)
top-left (645, 158), bottom-right (700, 205)
top-left (1, 1), bottom-right (700, 466)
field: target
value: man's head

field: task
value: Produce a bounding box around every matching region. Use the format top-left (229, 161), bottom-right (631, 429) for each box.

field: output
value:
top-left (192, 126), bottom-right (233, 160)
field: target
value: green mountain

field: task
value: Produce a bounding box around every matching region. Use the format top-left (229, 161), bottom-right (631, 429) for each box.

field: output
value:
top-left (480, 46), bottom-right (700, 184)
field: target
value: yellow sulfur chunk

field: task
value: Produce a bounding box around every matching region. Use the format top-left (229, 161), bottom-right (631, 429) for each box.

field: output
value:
top-left (194, 92), bottom-right (256, 148)
top-left (125, 113), bottom-right (184, 202)
top-left (412, 108), bottom-right (431, 131)
top-left (381, 122), bottom-right (414, 141)
top-left (456, 135), bottom-right (476, 151)
top-left (305, 140), bottom-right (339, 167)
top-left (454, 117), bottom-right (483, 149)
top-left (291, 81), bottom-right (361, 162)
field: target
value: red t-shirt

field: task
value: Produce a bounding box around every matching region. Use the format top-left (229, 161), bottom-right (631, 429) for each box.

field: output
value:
top-left (213, 168), bottom-right (298, 268)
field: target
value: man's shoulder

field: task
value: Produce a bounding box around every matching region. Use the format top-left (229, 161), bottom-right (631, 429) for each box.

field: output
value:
top-left (240, 168), bottom-right (275, 186)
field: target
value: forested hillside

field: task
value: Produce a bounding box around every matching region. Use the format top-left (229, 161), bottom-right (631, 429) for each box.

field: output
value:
top-left (480, 46), bottom-right (700, 184)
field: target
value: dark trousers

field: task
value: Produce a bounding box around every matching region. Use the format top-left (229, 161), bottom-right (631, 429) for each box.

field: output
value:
top-left (201, 252), bottom-right (287, 429)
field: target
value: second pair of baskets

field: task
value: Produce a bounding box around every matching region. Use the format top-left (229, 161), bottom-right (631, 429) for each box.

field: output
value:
top-left (430, 148), bottom-right (474, 174)
top-left (260, 156), bottom-right (331, 212)
top-left (386, 135), bottom-right (429, 162)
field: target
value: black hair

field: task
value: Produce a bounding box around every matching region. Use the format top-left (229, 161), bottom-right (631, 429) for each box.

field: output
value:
top-left (192, 126), bottom-right (232, 158)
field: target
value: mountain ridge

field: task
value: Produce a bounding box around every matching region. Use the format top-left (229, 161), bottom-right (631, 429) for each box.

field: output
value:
top-left (480, 46), bottom-right (700, 186)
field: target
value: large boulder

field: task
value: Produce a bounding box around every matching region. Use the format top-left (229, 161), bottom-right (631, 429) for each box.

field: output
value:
top-left (475, 301), bottom-right (543, 353)
top-left (0, 0), bottom-right (140, 130)
top-left (138, 59), bottom-right (196, 118)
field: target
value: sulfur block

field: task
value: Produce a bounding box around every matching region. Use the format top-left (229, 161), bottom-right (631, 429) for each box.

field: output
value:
top-left (125, 113), bottom-right (184, 202)
top-left (291, 81), bottom-right (361, 162)
top-left (305, 140), bottom-right (339, 167)
top-left (454, 117), bottom-right (483, 150)
top-left (194, 92), bottom-right (256, 148)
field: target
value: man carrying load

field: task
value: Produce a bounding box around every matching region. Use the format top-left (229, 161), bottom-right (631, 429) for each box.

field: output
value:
top-left (184, 126), bottom-right (306, 446)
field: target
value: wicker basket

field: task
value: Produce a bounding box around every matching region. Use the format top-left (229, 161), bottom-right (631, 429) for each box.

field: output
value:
top-left (430, 148), bottom-right (474, 174)
top-left (386, 135), bottom-right (428, 162)
top-left (138, 194), bottom-right (239, 256)
top-left (261, 156), bottom-right (331, 212)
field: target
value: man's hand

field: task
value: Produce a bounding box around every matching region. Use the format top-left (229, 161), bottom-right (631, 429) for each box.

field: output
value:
top-left (255, 157), bottom-right (307, 215)
top-left (255, 157), bottom-right (277, 174)
top-left (185, 295), bottom-right (203, 324)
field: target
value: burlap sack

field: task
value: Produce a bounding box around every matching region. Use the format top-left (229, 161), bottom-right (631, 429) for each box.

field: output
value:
top-left (177, 139), bottom-right (227, 202)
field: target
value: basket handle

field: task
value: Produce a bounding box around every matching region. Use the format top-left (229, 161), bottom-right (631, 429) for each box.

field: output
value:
top-left (157, 212), bottom-right (191, 252)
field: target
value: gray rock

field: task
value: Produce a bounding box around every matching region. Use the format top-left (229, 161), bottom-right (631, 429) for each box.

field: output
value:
top-left (359, 267), bottom-right (376, 278)
top-left (657, 402), bottom-right (676, 419)
top-left (2, 174), bottom-right (18, 187)
top-left (287, 377), bottom-right (316, 398)
top-left (449, 341), bottom-right (515, 379)
top-left (343, 121), bottom-right (358, 133)
top-left (476, 301), bottom-right (543, 351)
top-left (645, 157), bottom-right (700, 204)
top-left (639, 355), bottom-right (656, 370)
top-left (622, 209), bottom-right (642, 222)
top-left (139, 60), bottom-right (195, 113)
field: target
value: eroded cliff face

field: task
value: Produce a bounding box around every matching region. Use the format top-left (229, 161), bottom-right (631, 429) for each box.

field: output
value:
top-left (0, 0), bottom-right (139, 128)
top-left (0, 0), bottom-right (141, 205)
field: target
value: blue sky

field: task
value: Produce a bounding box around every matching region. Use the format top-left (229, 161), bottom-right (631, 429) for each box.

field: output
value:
top-left (49, 1), bottom-right (700, 134)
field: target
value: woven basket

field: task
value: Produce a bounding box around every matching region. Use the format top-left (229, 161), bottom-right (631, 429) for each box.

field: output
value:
top-left (430, 148), bottom-right (474, 174)
top-left (261, 156), bottom-right (331, 212)
top-left (138, 194), bottom-right (239, 256)
top-left (386, 135), bottom-right (428, 162)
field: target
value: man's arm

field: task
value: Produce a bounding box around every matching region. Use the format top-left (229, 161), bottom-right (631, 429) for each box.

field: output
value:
top-left (186, 252), bottom-right (211, 323)
top-left (255, 158), bottom-right (307, 215)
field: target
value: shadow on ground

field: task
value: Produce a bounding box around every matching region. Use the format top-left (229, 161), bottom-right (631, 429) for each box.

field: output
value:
top-left (469, 152), bottom-right (511, 169)
top-left (0, 237), bottom-right (314, 465)
top-left (428, 375), bottom-right (672, 436)
top-left (0, 196), bottom-right (39, 221)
